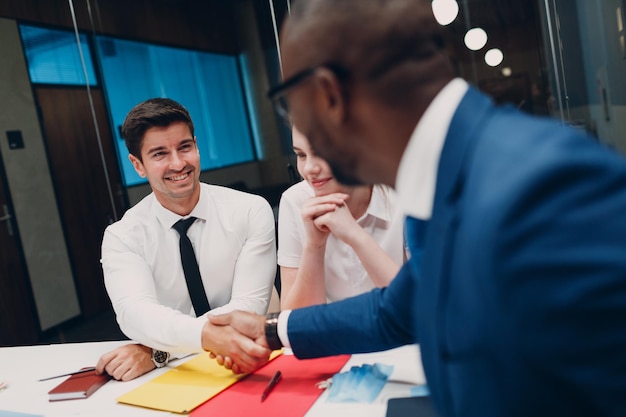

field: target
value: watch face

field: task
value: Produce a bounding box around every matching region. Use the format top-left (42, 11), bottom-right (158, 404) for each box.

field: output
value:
top-left (153, 350), bottom-right (169, 364)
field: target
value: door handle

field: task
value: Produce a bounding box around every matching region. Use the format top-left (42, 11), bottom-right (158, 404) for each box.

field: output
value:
top-left (1, 204), bottom-right (14, 236)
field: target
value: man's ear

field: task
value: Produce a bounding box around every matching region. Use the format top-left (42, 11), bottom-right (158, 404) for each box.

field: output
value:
top-left (314, 67), bottom-right (347, 126)
top-left (194, 136), bottom-right (200, 156)
top-left (128, 154), bottom-right (146, 178)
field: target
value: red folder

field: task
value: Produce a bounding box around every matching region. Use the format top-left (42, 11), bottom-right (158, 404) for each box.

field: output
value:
top-left (190, 354), bottom-right (350, 417)
top-left (47, 368), bottom-right (111, 401)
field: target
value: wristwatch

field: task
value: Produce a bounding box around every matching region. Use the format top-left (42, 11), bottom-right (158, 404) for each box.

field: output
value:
top-left (151, 349), bottom-right (170, 368)
top-left (265, 312), bottom-right (283, 351)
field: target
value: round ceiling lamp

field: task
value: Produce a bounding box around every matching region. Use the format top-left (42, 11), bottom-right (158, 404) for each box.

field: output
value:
top-left (464, 27), bottom-right (488, 51)
top-left (485, 48), bottom-right (504, 67)
top-left (432, 0), bottom-right (459, 26)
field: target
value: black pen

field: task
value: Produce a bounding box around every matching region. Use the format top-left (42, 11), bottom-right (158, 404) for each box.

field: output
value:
top-left (261, 370), bottom-right (282, 402)
top-left (38, 367), bottom-right (97, 382)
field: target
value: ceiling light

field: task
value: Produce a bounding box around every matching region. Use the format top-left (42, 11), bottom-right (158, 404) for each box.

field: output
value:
top-left (432, 0), bottom-right (459, 26)
top-left (485, 48), bottom-right (504, 67)
top-left (464, 27), bottom-right (488, 51)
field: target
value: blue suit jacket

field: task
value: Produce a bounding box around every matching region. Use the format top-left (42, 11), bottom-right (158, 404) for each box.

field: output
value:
top-left (287, 87), bottom-right (626, 417)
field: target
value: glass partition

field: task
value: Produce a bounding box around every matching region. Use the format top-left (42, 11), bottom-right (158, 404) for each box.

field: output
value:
top-left (540, 0), bottom-right (626, 153)
top-left (20, 24), bottom-right (97, 86)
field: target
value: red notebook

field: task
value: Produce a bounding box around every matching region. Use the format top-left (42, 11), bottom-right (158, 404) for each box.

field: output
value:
top-left (48, 368), bottom-right (111, 402)
top-left (190, 354), bottom-right (350, 417)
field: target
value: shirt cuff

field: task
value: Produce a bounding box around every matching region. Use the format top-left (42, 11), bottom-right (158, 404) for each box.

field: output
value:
top-left (185, 316), bottom-right (208, 352)
top-left (277, 310), bottom-right (292, 348)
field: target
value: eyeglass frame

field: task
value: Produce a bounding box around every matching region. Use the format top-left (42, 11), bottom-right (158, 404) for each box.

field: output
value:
top-left (266, 63), bottom-right (350, 119)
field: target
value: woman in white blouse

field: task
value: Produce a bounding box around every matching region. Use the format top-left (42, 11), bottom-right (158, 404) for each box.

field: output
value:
top-left (278, 126), bottom-right (406, 309)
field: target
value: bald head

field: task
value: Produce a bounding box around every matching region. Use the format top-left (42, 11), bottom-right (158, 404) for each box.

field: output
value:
top-left (283, 0), bottom-right (453, 106)
top-left (277, 0), bottom-right (456, 187)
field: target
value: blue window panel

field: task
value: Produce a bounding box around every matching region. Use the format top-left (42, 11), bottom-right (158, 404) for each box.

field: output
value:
top-left (96, 37), bottom-right (256, 187)
top-left (19, 25), bottom-right (97, 86)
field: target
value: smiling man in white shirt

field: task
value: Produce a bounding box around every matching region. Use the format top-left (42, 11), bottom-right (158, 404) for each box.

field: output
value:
top-left (95, 98), bottom-right (275, 381)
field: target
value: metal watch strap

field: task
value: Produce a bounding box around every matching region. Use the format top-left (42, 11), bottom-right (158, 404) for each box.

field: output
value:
top-left (265, 312), bottom-right (283, 351)
top-left (151, 349), bottom-right (170, 368)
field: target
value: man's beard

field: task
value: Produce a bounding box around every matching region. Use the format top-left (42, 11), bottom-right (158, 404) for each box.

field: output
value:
top-left (307, 121), bottom-right (365, 186)
top-left (327, 157), bottom-right (364, 186)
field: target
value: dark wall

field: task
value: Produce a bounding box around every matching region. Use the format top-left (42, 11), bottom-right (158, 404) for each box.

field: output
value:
top-left (0, 0), bottom-right (240, 54)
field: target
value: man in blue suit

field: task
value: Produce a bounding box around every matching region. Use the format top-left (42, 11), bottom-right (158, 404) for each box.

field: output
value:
top-left (209, 0), bottom-right (626, 415)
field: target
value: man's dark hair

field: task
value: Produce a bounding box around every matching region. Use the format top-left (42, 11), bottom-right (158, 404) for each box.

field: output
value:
top-left (121, 98), bottom-right (195, 160)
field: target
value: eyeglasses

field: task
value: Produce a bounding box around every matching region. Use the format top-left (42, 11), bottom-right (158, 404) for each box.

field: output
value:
top-left (267, 66), bottom-right (319, 119)
top-left (267, 64), bottom-right (349, 119)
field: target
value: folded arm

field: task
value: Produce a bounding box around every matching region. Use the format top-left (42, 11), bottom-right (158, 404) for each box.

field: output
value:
top-left (314, 201), bottom-right (401, 287)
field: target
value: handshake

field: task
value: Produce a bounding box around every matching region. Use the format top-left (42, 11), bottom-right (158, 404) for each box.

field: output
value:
top-left (201, 311), bottom-right (276, 374)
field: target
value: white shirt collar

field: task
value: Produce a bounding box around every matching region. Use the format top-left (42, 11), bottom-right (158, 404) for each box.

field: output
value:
top-left (396, 78), bottom-right (469, 220)
top-left (154, 184), bottom-right (211, 229)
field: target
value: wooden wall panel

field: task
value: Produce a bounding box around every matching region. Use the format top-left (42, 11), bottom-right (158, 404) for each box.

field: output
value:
top-left (35, 87), bottom-right (125, 318)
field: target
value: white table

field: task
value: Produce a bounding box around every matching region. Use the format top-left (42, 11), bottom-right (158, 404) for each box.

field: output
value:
top-left (0, 341), bottom-right (425, 417)
top-left (306, 344), bottom-right (426, 417)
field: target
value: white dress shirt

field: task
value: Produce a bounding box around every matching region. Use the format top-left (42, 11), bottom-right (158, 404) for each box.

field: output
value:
top-left (277, 78), bottom-right (469, 346)
top-left (395, 78), bottom-right (469, 220)
top-left (278, 181), bottom-right (405, 302)
top-left (101, 183), bottom-right (276, 353)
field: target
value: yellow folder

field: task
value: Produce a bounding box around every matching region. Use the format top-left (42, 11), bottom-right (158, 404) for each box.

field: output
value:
top-left (117, 352), bottom-right (280, 413)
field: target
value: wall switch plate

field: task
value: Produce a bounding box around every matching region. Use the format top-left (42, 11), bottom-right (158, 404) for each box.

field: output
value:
top-left (6, 130), bottom-right (24, 149)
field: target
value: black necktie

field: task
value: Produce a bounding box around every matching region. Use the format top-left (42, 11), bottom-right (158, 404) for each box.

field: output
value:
top-left (173, 217), bottom-right (211, 316)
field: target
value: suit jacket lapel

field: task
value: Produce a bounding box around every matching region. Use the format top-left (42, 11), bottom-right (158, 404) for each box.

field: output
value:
top-left (416, 87), bottom-right (495, 414)
top-left (421, 86), bottom-right (494, 295)
top-left (434, 87), bottom-right (493, 208)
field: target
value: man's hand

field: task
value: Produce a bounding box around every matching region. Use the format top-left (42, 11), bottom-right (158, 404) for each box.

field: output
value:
top-left (209, 310), bottom-right (267, 343)
top-left (202, 314), bottom-right (270, 374)
top-left (96, 343), bottom-right (154, 381)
